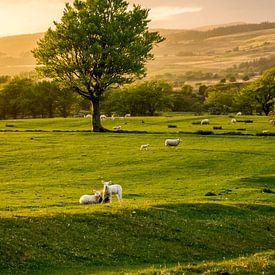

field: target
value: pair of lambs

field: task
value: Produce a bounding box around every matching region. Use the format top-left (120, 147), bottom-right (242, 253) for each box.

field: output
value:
top-left (79, 181), bottom-right (122, 204)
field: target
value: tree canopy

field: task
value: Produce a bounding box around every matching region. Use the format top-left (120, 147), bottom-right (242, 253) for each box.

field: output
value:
top-left (33, 0), bottom-right (164, 131)
top-left (242, 67), bottom-right (275, 115)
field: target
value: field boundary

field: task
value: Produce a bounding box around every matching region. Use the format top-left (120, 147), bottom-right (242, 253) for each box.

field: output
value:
top-left (1, 128), bottom-right (275, 136)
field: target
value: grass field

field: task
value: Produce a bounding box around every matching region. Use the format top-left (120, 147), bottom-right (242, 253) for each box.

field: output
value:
top-left (0, 115), bottom-right (274, 274)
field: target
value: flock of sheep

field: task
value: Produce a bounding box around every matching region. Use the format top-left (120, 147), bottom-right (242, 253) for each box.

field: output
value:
top-left (80, 111), bottom-right (274, 205)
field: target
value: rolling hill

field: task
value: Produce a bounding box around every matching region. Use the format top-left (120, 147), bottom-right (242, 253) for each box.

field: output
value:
top-left (1, 22), bottom-right (275, 82)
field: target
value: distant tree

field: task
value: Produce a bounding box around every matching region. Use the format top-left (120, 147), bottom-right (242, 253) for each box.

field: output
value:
top-left (0, 92), bottom-right (7, 119)
top-left (101, 88), bottom-right (130, 116)
top-left (33, 0), bottom-right (164, 131)
top-left (171, 84), bottom-right (198, 112)
top-left (233, 92), bottom-right (256, 115)
top-left (131, 80), bottom-right (172, 116)
top-left (0, 75), bottom-right (10, 84)
top-left (102, 80), bottom-right (172, 116)
top-left (34, 81), bottom-right (59, 118)
top-left (242, 75), bottom-right (250, 81)
top-left (242, 67), bottom-right (275, 115)
top-left (1, 77), bottom-right (34, 119)
top-left (55, 87), bottom-right (79, 118)
top-left (204, 84), bottom-right (239, 114)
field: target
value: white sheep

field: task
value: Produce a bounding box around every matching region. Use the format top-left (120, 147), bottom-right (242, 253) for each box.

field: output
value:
top-left (85, 114), bottom-right (92, 118)
top-left (231, 118), bottom-right (237, 123)
top-left (125, 114), bottom-right (131, 118)
top-left (102, 181), bottom-right (122, 203)
top-left (236, 112), bottom-right (242, 116)
top-left (201, 119), bottom-right (210, 125)
top-left (100, 115), bottom-right (107, 120)
top-left (79, 190), bottom-right (102, 204)
top-left (165, 138), bottom-right (182, 147)
top-left (140, 144), bottom-right (150, 150)
top-left (113, 125), bottom-right (122, 131)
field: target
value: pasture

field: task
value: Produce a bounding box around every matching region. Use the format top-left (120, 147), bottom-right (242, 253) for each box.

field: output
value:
top-left (0, 115), bottom-right (275, 274)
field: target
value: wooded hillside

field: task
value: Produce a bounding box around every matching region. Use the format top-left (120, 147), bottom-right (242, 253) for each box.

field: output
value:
top-left (1, 22), bottom-right (275, 81)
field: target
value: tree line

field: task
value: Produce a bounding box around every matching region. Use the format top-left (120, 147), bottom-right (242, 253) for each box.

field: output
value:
top-left (168, 22), bottom-right (275, 42)
top-left (0, 77), bottom-right (90, 119)
top-left (1, 66), bottom-right (274, 119)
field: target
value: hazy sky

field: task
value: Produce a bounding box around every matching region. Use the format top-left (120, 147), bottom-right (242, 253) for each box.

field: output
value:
top-left (1, 0), bottom-right (275, 37)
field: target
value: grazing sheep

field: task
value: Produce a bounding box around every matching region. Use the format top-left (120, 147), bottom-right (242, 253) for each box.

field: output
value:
top-left (85, 114), bottom-right (92, 118)
top-left (262, 130), bottom-right (270, 134)
top-left (231, 118), bottom-right (237, 123)
top-left (102, 181), bottom-right (122, 203)
top-left (125, 114), bottom-right (131, 118)
top-left (165, 138), bottom-right (182, 147)
top-left (113, 125), bottom-right (122, 131)
top-left (79, 190), bottom-right (102, 204)
top-left (236, 112), bottom-right (242, 116)
top-left (140, 144), bottom-right (150, 150)
top-left (201, 119), bottom-right (210, 125)
top-left (100, 115), bottom-right (107, 120)
top-left (269, 119), bottom-right (275, 125)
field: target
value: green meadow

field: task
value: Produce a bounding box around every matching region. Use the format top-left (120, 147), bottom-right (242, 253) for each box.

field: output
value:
top-left (0, 115), bottom-right (274, 274)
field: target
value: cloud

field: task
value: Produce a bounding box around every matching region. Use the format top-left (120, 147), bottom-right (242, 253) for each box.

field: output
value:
top-left (149, 6), bottom-right (202, 21)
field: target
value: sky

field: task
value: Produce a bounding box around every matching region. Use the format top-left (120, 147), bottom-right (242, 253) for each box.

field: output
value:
top-left (0, 0), bottom-right (275, 37)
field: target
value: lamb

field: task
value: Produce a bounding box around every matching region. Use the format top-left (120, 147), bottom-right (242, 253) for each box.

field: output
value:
top-left (236, 112), bottom-right (242, 116)
top-left (140, 144), bottom-right (150, 150)
top-left (165, 138), bottom-right (182, 147)
top-left (79, 190), bottom-right (102, 204)
top-left (102, 181), bottom-right (122, 203)
top-left (201, 119), bottom-right (210, 125)
top-left (231, 118), bottom-right (237, 123)
top-left (85, 114), bottom-right (92, 118)
top-left (125, 114), bottom-right (131, 118)
top-left (100, 114), bottom-right (107, 120)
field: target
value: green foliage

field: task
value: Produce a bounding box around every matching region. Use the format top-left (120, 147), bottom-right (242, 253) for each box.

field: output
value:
top-left (0, 77), bottom-right (80, 119)
top-left (241, 67), bottom-right (275, 115)
top-left (0, 77), bottom-right (34, 119)
top-left (0, 75), bottom-right (10, 84)
top-left (33, 0), bottom-right (164, 131)
top-left (102, 80), bottom-right (172, 116)
top-left (0, 116), bottom-right (274, 274)
top-left (227, 55), bottom-right (275, 76)
top-left (171, 85), bottom-right (204, 113)
top-left (204, 84), bottom-right (241, 114)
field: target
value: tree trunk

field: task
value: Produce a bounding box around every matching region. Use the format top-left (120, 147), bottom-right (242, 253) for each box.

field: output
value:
top-left (91, 98), bottom-right (109, 132)
top-left (262, 103), bottom-right (270, 116)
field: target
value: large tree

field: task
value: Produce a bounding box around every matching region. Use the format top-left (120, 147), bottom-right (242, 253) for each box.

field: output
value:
top-left (33, 0), bottom-right (164, 131)
top-left (242, 67), bottom-right (275, 115)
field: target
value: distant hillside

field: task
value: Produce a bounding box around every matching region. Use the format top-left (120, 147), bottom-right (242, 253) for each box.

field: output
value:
top-left (148, 22), bottom-right (275, 82)
top-left (1, 22), bottom-right (275, 81)
top-left (0, 33), bottom-right (44, 75)
top-left (194, 22), bottom-right (246, 31)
